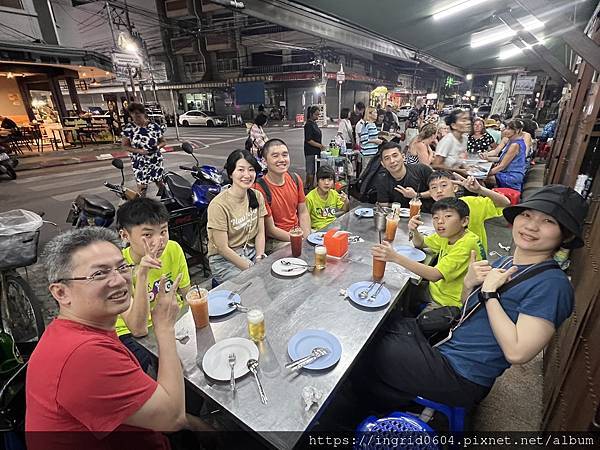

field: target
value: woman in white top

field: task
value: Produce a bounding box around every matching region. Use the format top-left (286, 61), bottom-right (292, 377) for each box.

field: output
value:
top-left (433, 109), bottom-right (470, 176)
top-left (337, 107), bottom-right (354, 148)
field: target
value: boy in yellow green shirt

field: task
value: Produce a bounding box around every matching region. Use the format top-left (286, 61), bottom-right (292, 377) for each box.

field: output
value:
top-left (305, 165), bottom-right (349, 230)
top-left (116, 197), bottom-right (191, 372)
top-left (427, 170), bottom-right (510, 252)
top-left (372, 197), bottom-right (485, 309)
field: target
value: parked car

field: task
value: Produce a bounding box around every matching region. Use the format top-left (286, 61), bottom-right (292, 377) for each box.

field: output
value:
top-left (473, 104), bottom-right (491, 117)
top-left (396, 105), bottom-right (412, 119)
top-left (178, 110), bottom-right (227, 127)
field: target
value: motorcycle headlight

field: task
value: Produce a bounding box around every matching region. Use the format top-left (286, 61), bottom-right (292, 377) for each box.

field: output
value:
top-left (211, 172), bottom-right (223, 184)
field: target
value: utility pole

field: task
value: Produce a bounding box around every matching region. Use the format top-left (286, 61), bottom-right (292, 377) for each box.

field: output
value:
top-left (106, 2), bottom-right (130, 102)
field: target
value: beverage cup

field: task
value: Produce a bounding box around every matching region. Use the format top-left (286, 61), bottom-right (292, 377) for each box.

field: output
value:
top-left (186, 287), bottom-right (209, 329)
top-left (289, 227), bottom-right (303, 258)
top-left (409, 198), bottom-right (422, 220)
top-left (372, 256), bottom-right (386, 282)
top-left (385, 214), bottom-right (399, 242)
top-left (247, 309), bottom-right (265, 342)
top-left (314, 246), bottom-right (327, 270)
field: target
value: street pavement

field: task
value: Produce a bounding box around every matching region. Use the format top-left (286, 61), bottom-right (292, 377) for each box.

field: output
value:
top-left (1, 126), bottom-right (337, 248)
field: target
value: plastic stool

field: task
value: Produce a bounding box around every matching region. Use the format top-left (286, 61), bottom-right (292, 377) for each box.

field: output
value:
top-left (355, 412), bottom-right (437, 449)
top-left (414, 397), bottom-right (465, 432)
top-left (211, 278), bottom-right (220, 288)
top-left (492, 187), bottom-right (521, 205)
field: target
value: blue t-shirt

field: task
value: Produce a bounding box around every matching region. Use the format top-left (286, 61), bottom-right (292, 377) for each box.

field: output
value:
top-left (438, 258), bottom-right (573, 387)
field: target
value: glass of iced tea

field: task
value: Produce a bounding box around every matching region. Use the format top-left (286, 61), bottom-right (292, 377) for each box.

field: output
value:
top-left (186, 287), bottom-right (209, 329)
top-left (247, 309), bottom-right (265, 342)
top-left (409, 197), bottom-right (422, 219)
top-left (289, 226), bottom-right (303, 258)
top-left (385, 213), bottom-right (399, 242)
top-left (372, 256), bottom-right (386, 282)
top-left (314, 245), bottom-right (327, 270)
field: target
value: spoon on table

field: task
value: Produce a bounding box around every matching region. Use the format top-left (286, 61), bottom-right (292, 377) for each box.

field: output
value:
top-left (247, 359), bottom-right (268, 404)
top-left (358, 281), bottom-right (377, 299)
top-left (368, 281), bottom-right (386, 302)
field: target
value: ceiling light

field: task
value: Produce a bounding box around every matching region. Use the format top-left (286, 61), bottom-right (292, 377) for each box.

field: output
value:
top-left (470, 16), bottom-right (544, 48)
top-left (6, 72), bottom-right (13, 79)
top-left (466, 73), bottom-right (473, 80)
top-left (433, 0), bottom-right (491, 20)
top-left (488, 80), bottom-right (494, 85)
top-left (498, 38), bottom-right (546, 59)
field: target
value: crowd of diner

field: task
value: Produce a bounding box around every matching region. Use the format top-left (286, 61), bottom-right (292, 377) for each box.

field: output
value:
top-left (21, 96), bottom-right (582, 450)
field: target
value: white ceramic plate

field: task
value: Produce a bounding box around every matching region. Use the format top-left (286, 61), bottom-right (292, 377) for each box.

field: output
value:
top-left (201, 337), bottom-right (259, 381)
top-left (271, 258), bottom-right (308, 277)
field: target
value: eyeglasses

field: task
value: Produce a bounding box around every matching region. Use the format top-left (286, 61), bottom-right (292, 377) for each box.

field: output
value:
top-left (55, 263), bottom-right (135, 283)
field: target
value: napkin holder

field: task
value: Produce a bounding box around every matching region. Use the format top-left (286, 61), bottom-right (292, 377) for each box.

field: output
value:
top-left (323, 228), bottom-right (349, 258)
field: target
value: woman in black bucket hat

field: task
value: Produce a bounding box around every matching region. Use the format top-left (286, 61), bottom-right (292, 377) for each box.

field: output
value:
top-left (351, 184), bottom-right (588, 412)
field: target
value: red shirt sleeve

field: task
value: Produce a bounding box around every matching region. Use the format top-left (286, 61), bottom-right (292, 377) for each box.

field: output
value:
top-left (56, 339), bottom-right (158, 432)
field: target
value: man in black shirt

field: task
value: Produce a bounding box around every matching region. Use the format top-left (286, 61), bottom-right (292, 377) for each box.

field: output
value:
top-left (373, 141), bottom-right (433, 209)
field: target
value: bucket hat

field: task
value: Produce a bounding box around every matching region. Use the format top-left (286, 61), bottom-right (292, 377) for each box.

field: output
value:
top-left (484, 118), bottom-right (499, 128)
top-left (503, 185), bottom-right (588, 248)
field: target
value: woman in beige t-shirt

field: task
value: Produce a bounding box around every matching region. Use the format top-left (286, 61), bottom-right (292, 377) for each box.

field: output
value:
top-left (207, 149), bottom-right (267, 283)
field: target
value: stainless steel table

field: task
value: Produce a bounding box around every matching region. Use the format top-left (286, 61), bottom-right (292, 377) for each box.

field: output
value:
top-left (137, 206), bottom-right (431, 449)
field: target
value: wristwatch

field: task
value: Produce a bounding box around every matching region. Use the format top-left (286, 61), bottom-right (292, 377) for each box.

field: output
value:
top-left (479, 290), bottom-right (499, 304)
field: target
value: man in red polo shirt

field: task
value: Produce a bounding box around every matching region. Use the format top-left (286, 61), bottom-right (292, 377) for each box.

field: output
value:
top-left (25, 227), bottom-right (188, 450)
top-left (255, 138), bottom-right (312, 252)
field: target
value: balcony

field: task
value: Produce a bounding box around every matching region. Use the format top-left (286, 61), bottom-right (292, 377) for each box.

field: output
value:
top-left (206, 33), bottom-right (233, 51)
top-left (242, 63), bottom-right (317, 76)
top-left (165, 0), bottom-right (191, 18)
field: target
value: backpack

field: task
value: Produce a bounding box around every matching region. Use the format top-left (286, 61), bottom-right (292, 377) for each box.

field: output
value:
top-left (349, 154), bottom-right (385, 203)
top-left (255, 172), bottom-right (301, 206)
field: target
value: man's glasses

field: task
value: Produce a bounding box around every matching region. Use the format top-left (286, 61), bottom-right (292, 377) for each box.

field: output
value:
top-left (55, 263), bottom-right (135, 283)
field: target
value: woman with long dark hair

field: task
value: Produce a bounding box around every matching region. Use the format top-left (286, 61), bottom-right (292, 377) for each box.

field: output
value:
top-left (304, 105), bottom-right (326, 189)
top-left (207, 149), bottom-right (267, 283)
top-left (121, 102), bottom-right (167, 197)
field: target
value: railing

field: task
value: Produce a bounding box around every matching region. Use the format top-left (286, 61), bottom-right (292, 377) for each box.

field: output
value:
top-left (242, 63), bottom-right (316, 76)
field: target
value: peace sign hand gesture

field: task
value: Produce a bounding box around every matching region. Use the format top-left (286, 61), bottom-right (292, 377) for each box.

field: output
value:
top-left (138, 237), bottom-right (163, 276)
top-left (452, 174), bottom-right (482, 193)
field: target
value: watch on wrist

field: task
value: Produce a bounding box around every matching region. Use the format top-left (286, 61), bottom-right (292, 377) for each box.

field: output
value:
top-left (479, 290), bottom-right (499, 304)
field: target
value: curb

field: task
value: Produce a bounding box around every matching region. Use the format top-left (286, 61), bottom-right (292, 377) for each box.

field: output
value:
top-left (15, 143), bottom-right (183, 172)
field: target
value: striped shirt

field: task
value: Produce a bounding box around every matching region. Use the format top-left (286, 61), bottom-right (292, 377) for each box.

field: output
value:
top-left (359, 122), bottom-right (380, 156)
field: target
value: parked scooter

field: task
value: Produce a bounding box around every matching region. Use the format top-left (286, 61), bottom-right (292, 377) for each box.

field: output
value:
top-left (66, 159), bottom-right (137, 228)
top-left (160, 142), bottom-right (225, 272)
top-left (0, 150), bottom-right (17, 181)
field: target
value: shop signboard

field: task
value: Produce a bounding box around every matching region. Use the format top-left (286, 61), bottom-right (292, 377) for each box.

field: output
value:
top-left (513, 75), bottom-right (537, 95)
top-left (112, 52), bottom-right (142, 82)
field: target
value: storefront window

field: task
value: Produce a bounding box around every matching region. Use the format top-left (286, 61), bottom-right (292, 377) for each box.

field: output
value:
top-left (30, 90), bottom-right (59, 123)
top-left (185, 93), bottom-right (214, 112)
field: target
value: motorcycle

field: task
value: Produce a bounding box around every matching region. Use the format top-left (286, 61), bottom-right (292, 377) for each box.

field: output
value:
top-left (160, 142), bottom-right (225, 272)
top-left (0, 150), bottom-right (17, 181)
top-left (66, 159), bottom-right (138, 228)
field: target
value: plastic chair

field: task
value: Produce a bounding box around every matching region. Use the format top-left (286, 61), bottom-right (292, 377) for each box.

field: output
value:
top-left (492, 187), bottom-right (521, 205)
top-left (414, 396), bottom-right (465, 432)
top-left (355, 412), bottom-right (437, 450)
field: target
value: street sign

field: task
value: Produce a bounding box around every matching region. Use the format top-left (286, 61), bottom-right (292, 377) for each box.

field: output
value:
top-left (337, 64), bottom-right (345, 83)
top-left (112, 52), bottom-right (142, 82)
top-left (513, 75), bottom-right (537, 95)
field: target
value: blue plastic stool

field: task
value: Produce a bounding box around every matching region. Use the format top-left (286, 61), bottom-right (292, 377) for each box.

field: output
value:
top-left (414, 397), bottom-right (465, 432)
top-left (355, 412), bottom-right (438, 449)
top-left (211, 278), bottom-right (220, 288)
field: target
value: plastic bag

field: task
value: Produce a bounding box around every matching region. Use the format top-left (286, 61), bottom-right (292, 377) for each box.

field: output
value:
top-left (0, 210), bottom-right (43, 236)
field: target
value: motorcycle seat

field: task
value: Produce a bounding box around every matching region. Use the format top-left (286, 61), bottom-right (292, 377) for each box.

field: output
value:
top-left (164, 172), bottom-right (193, 207)
top-left (76, 194), bottom-right (115, 219)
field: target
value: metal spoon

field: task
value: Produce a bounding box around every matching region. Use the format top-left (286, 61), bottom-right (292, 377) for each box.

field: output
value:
top-left (228, 302), bottom-right (250, 312)
top-left (247, 359), bottom-right (268, 404)
top-left (285, 347), bottom-right (329, 370)
top-left (358, 281), bottom-right (377, 299)
top-left (368, 281), bottom-right (386, 302)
